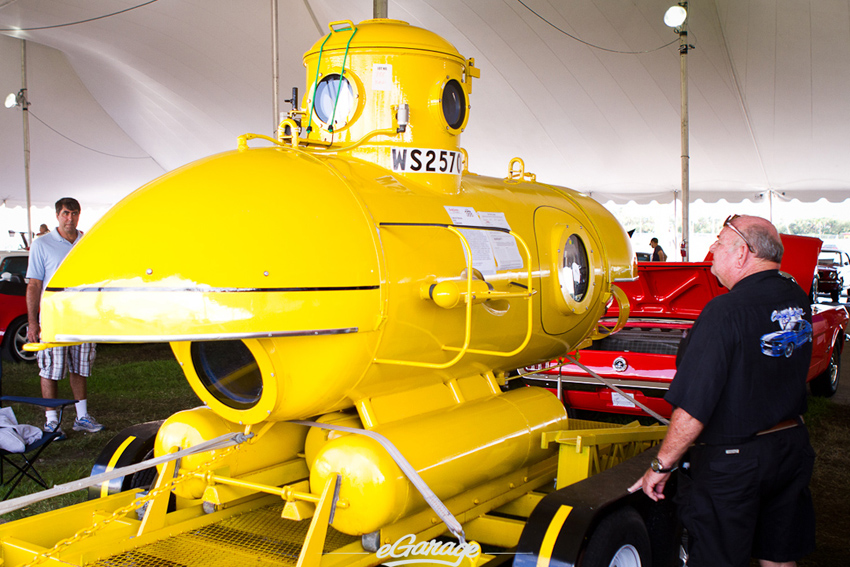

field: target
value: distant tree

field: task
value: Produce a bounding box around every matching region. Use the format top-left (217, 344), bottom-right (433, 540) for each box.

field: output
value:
top-left (777, 218), bottom-right (850, 237)
top-left (693, 217), bottom-right (718, 234)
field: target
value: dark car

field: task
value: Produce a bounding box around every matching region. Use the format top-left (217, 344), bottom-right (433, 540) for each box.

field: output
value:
top-left (817, 260), bottom-right (844, 302)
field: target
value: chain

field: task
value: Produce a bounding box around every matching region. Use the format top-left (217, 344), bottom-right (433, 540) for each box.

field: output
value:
top-left (24, 443), bottom-right (241, 567)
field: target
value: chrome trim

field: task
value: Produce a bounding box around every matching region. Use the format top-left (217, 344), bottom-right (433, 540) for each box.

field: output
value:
top-left (53, 327), bottom-right (359, 343)
top-left (522, 372), bottom-right (670, 391)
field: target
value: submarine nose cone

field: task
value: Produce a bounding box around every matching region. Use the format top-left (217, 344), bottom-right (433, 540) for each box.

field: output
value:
top-left (40, 147), bottom-right (382, 344)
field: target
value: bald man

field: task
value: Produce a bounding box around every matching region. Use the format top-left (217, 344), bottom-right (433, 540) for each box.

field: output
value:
top-left (630, 215), bottom-right (815, 567)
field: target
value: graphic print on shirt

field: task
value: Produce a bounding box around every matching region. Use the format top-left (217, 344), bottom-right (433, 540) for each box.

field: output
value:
top-left (759, 307), bottom-right (812, 358)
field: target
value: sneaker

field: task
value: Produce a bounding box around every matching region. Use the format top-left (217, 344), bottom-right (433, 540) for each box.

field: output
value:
top-left (73, 415), bottom-right (104, 433)
top-left (44, 420), bottom-right (67, 441)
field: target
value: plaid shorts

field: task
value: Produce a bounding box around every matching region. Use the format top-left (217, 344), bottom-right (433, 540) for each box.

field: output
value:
top-left (37, 343), bottom-right (97, 381)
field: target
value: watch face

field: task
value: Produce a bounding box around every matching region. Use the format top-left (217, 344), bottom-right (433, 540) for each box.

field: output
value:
top-left (651, 458), bottom-right (662, 472)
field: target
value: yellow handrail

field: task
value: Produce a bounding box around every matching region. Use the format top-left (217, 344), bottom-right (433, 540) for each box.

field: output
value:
top-left (374, 224), bottom-right (534, 368)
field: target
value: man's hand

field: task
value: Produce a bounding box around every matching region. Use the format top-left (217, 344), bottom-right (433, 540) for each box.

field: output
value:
top-left (26, 321), bottom-right (40, 343)
top-left (26, 278), bottom-right (43, 344)
top-left (629, 469), bottom-right (671, 502)
top-left (627, 408), bottom-right (704, 502)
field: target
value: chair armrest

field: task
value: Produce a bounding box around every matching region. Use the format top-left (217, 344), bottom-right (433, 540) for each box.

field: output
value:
top-left (0, 396), bottom-right (77, 409)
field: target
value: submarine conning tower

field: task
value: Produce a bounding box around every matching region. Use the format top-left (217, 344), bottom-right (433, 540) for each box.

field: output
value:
top-left (296, 18), bottom-right (478, 194)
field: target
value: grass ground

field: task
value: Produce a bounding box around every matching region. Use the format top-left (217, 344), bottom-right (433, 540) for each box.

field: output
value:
top-left (798, 396), bottom-right (850, 567)
top-left (0, 343), bottom-right (199, 519)
top-left (0, 348), bottom-right (848, 565)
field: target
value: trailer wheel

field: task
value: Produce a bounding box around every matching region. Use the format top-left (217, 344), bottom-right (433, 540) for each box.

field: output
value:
top-left (87, 421), bottom-right (163, 500)
top-left (581, 507), bottom-right (651, 567)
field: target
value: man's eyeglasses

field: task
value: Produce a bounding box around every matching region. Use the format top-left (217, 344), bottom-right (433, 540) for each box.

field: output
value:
top-left (723, 214), bottom-right (755, 253)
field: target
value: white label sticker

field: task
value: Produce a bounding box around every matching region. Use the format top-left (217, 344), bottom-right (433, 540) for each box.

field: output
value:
top-left (611, 392), bottom-right (636, 408)
top-left (372, 64), bottom-right (393, 91)
top-left (391, 148), bottom-right (463, 175)
top-left (444, 206), bottom-right (497, 275)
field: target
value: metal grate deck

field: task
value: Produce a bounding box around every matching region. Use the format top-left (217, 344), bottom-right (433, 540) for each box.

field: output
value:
top-left (90, 503), bottom-right (360, 567)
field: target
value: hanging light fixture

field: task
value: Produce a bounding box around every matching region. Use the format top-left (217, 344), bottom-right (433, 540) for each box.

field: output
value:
top-left (4, 91), bottom-right (22, 108)
top-left (664, 5), bottom-right (687, 29)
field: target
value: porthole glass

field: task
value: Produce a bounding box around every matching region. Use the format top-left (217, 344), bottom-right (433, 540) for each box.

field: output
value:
top-left (314, 73), bottom-right (355, 128)
top-left (191, 341), bottom-right (262, 410)
top-left (442, 79), bottom-right (466, 129)
top-left (560, 234), bottom-right (589, 303)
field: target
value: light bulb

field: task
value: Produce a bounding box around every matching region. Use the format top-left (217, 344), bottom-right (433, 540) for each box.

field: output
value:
top-left (664, 6), bottom-right (687, 28)
top-left (4, 93), bottom-right (17, 108)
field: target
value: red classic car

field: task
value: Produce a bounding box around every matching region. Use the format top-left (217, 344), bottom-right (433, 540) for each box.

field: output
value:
top-left (522, 234), bottom-right (848, 418)
top-left (0, 250), bottom-right (33, 363)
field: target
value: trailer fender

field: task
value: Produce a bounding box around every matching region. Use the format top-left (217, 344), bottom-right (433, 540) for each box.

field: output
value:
top-left (515, 449), bottom-right (677, 567)
top-left (87, 420), bottom-right (164, 500)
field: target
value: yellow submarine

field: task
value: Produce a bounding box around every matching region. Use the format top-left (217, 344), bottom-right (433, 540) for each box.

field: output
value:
top-left (1, 18), bottom-right (671, 567)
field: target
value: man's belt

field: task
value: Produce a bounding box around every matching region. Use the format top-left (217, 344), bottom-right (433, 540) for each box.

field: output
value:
top-left (757, 415), bottom-right (804, 436)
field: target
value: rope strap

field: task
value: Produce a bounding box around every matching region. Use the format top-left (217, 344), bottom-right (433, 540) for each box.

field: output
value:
top-left (291, 420), bottom-right (467, 544)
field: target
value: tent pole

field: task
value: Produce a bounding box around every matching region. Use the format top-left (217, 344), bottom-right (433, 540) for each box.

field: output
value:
top-left (679, 2), bottom-right (690, 261)
top-left (20, 40), bottom-right (32, 247)
top-left (374, 0), bottom-right (388, 18)
top-left (271, 0), bottom-right (280, 139)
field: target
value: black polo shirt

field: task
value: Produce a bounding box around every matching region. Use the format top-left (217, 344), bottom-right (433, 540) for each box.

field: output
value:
top-left (665, 269), bottom-right (811, 445)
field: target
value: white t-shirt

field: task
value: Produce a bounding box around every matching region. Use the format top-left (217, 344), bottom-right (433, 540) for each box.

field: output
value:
top-left (25, 228), bottom-right (83, 286)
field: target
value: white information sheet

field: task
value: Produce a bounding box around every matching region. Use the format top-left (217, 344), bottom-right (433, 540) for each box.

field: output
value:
top-left (478, 211), bottom-right (524, 270)
top-left (444, 206), bottom-right (497, 275)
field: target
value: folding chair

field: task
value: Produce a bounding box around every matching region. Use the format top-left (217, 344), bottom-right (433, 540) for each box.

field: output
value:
top-left (0, 359), bottom-right (76, 500)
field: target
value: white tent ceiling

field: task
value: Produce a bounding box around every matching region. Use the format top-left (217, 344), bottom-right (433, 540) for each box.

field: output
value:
top-left (1, 0), bottom-right (849, 210)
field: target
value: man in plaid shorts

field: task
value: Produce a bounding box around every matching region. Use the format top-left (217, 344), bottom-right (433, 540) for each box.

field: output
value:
top-left (26, 197), bottom-right (102, 436)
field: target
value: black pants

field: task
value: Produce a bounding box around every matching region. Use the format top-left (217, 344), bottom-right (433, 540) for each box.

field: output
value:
top-left (676, 426), bottom-right (816, 567)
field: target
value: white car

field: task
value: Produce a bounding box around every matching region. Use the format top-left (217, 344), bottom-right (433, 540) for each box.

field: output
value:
top-left (818, 244), bottom-right (850, 298)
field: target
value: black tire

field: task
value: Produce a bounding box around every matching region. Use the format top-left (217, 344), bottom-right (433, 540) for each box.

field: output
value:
top-left (831, 289), bottom-right (840, 303)
top-left (128, 449), bottom-right (159, 491)
top-left (580, 507), bottom-right (651, 567)
top-left (1, 317), bottom-right (35, 363)
top-left (87, 421), bottom-right (163, 500)
top-left (811, 341), bottom-right (841, 397)
top-left (809, 277), bottom-right (818, 304)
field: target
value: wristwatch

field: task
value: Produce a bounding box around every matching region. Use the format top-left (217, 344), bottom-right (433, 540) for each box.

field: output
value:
top-left (650, 457), bottom-right (677, 474)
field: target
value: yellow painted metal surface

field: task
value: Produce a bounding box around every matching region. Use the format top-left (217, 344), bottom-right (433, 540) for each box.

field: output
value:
top-left (542, 423), bottom-right (668, 489)
top-left (6, 17), bottom-right (649, 566)
top-left (310, 387), bottom-right (567, 535)
top-left (155, 407), bottom-right (308, 499)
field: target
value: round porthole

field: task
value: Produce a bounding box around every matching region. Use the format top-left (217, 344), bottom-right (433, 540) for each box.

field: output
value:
top-left (442, 79), bottom-right (466, 130)
top-left (559, 234), bottom-right (590, 303)
top-left (191, 340), bottom-right (263, 410)
top-left (313, 73), bottom-right (356, 129)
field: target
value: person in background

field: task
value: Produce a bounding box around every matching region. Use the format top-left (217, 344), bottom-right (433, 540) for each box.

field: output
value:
top-left (630, 215), bottom-right (815, 567)
top-left (36, 224), bottom-right (49, 237)
top-left (650, 237), bottom-right (667, 261)
top-left (25, 197), bottom-right (103, 436)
